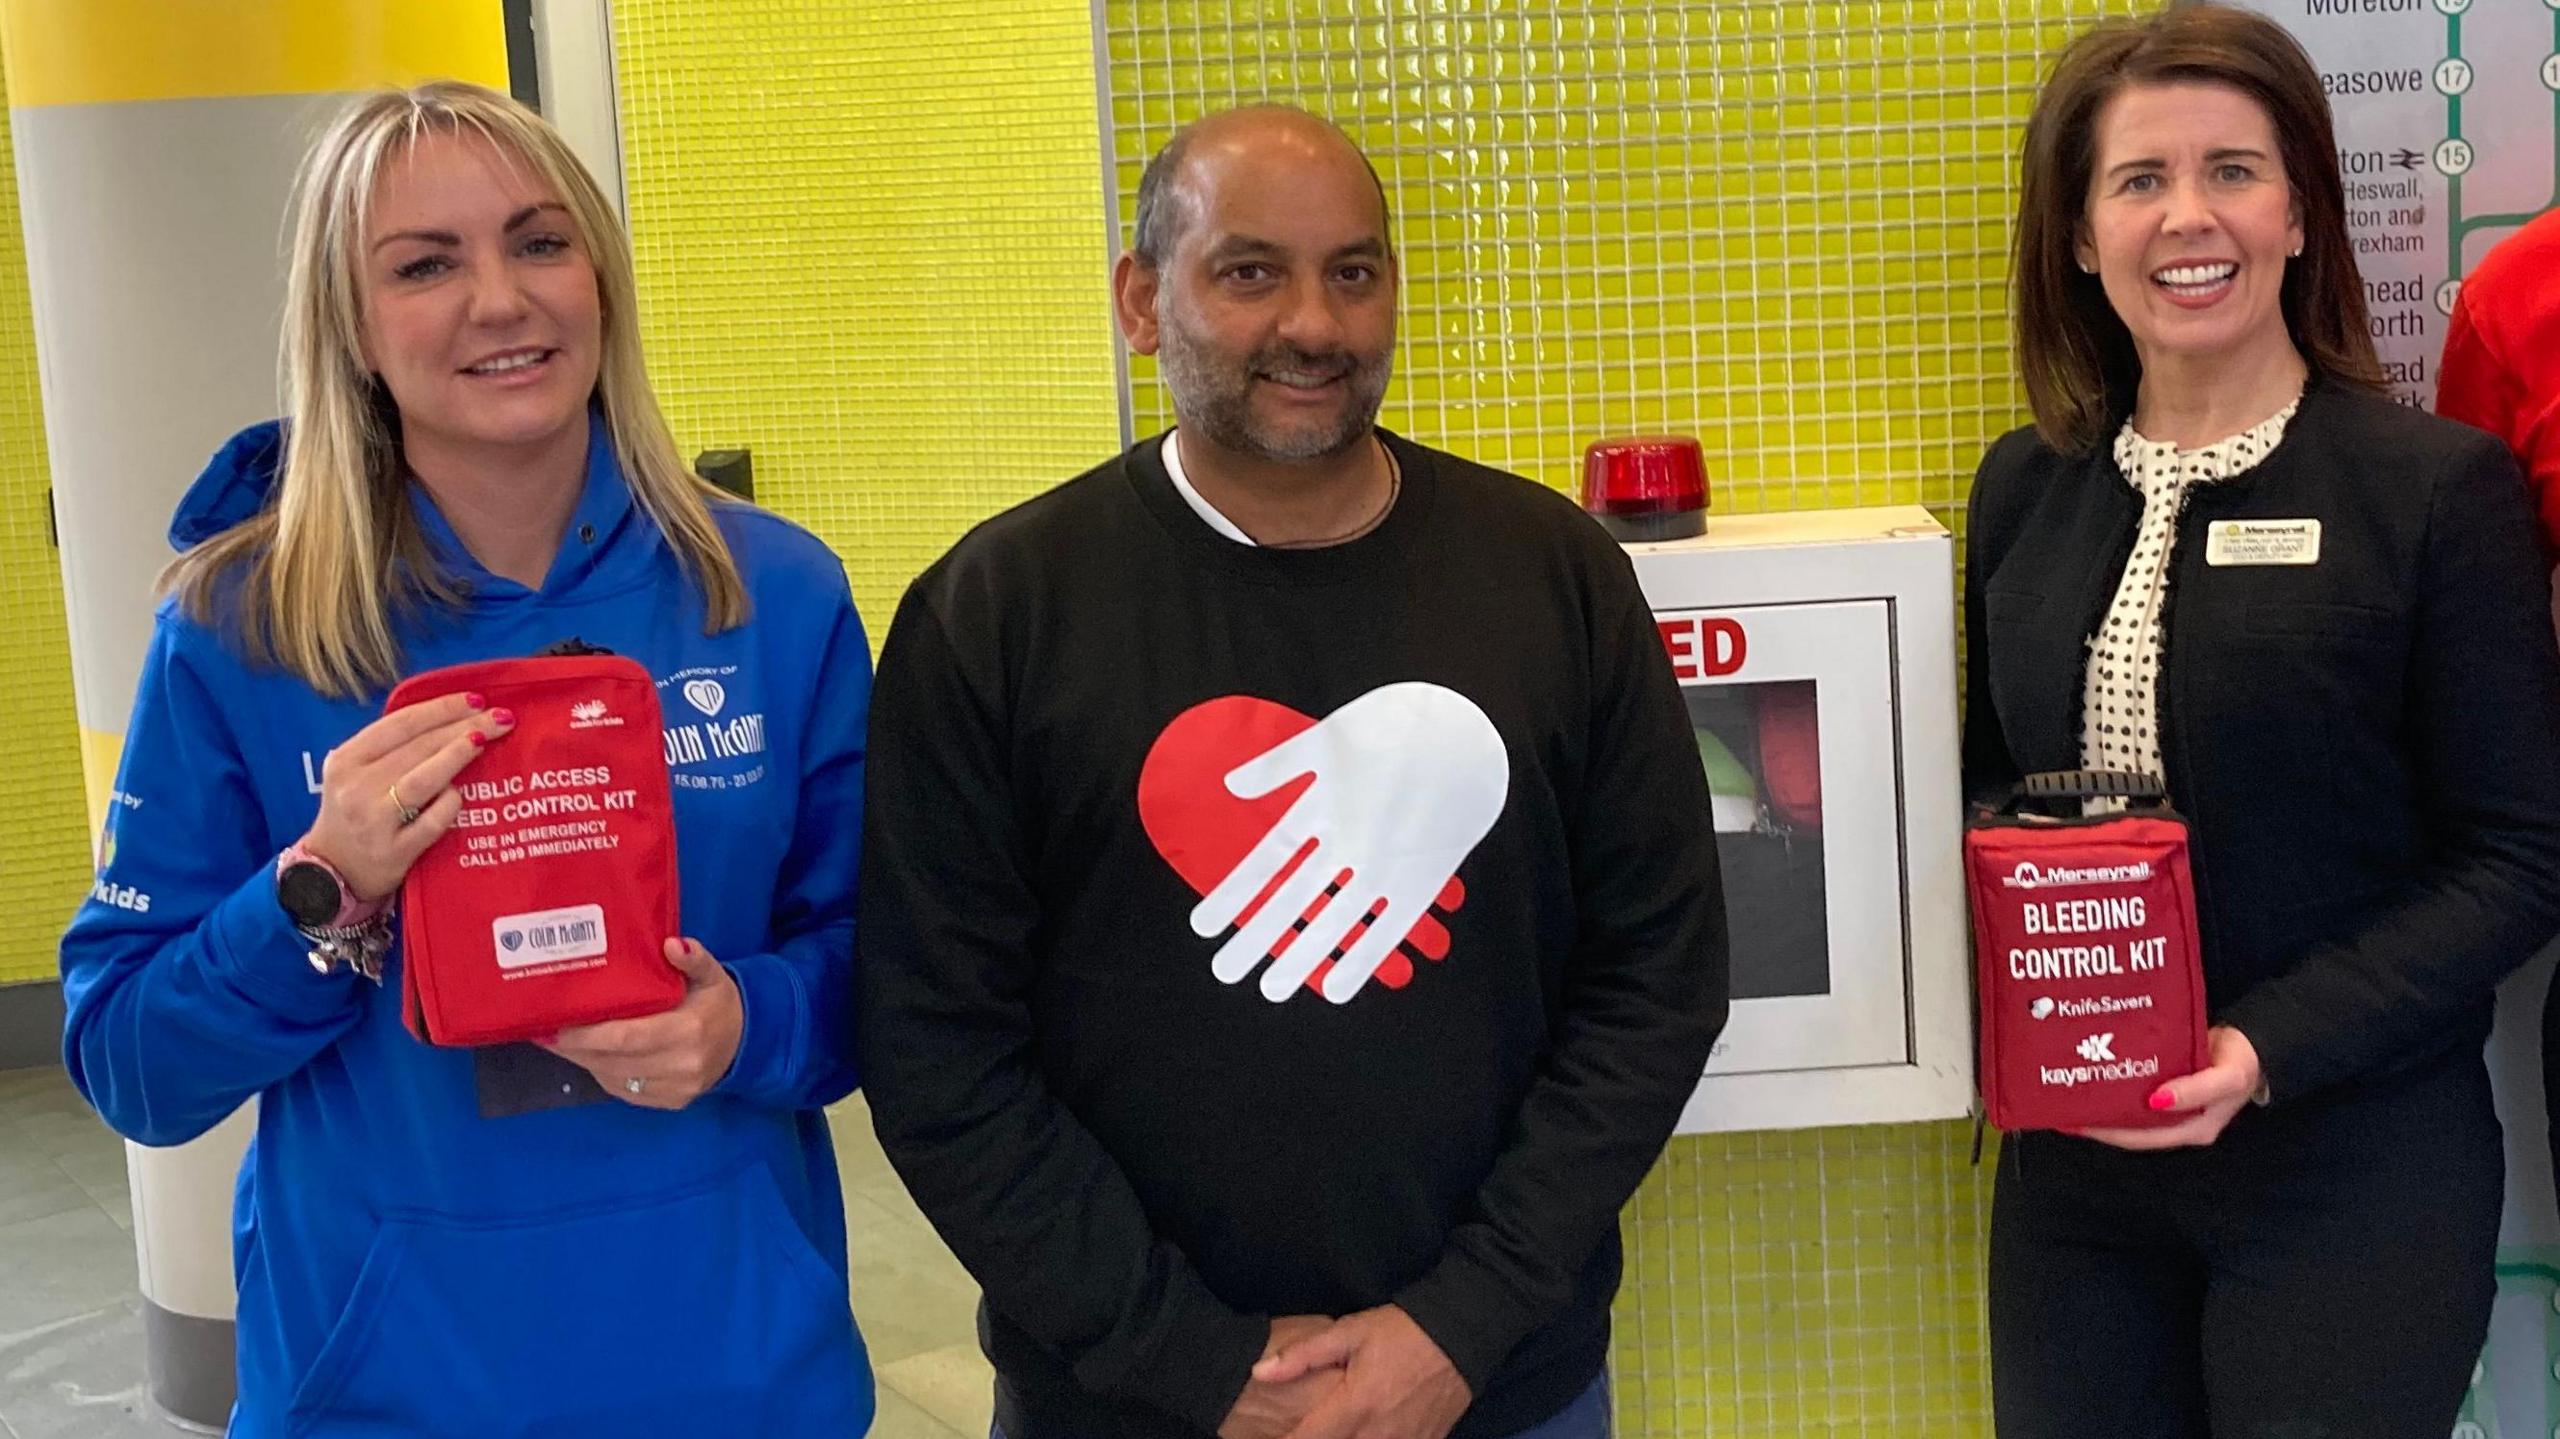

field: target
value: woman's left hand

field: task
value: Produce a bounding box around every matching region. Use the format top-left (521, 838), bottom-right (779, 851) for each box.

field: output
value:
top-left (542, 938), bottom-right (744, 1111)
top-left (2071, 1025), bottom-right (2262, 1151)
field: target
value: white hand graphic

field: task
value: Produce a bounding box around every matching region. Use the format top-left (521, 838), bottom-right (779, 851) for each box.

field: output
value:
top-left (1190, 682), bottom-right (1510, 1003)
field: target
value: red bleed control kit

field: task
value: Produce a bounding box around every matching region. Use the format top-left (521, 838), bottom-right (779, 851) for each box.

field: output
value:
top-left (382, 648), bottom-right (683, 1047)
top-left (1966, 771), bottom-right (2208, 1131)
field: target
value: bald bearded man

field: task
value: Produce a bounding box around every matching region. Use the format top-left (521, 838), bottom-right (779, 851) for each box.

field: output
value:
top-left (857, 106), bottom-right (1728, 1439)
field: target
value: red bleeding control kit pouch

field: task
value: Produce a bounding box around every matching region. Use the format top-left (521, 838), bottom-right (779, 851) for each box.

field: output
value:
top-left (384, 645), bottom-right (682, 1047)
top-left (1966, 771), bottom-right (2209, 1132)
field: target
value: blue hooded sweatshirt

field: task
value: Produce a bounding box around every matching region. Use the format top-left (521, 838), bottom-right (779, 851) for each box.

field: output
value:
top-left (60, 419), bottom-right (876, 1437)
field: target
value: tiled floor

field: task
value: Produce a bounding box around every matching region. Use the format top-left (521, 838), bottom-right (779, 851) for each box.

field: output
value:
top-left (834, 1092), bottom-right (1000, 1439)
top-left (0, 1067), bottom-right (993, 1438)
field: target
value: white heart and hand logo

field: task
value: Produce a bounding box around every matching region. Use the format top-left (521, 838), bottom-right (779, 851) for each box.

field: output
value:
top-left (1152, 682), bottom-right (1510, 1005)
top-left (682, 680), bottom-right (726, 717)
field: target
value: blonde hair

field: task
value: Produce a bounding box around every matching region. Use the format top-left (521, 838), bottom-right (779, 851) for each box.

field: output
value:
top-left (166, 80), bottom-right (745, 697)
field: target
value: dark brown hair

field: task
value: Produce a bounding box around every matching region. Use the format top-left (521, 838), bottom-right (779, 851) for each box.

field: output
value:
top-left (2011, 1), bottom-right (2385, 453)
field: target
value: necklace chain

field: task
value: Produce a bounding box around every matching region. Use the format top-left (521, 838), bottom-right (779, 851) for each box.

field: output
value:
top-left (1266, 436), bottom-right (1400, 550)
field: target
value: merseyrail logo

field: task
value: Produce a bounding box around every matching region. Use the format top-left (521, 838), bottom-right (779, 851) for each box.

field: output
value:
top-left (2001, 860), bottom-right (2153, 890)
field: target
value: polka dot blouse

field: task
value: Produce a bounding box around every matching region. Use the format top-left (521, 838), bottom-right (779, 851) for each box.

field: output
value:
top-left (2080, 395), bottom-right (2301, 810)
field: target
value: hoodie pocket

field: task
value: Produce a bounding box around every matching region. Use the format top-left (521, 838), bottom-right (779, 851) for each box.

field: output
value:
top-left (284, 1160), bottom-right (868, 1438)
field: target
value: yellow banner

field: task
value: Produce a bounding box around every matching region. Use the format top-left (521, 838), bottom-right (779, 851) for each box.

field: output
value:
top-left (1, 0), bottom-right (508, 108)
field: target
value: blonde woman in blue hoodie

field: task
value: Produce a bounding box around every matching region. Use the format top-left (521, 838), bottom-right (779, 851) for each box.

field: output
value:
top-left (58, 83), bottom-right (875, 1437)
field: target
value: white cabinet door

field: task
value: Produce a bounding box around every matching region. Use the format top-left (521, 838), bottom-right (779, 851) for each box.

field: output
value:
top-left (1631, 512), bottom-right (1969, 1134)
top-left (1657, 598), bottom-right (1910, 1074)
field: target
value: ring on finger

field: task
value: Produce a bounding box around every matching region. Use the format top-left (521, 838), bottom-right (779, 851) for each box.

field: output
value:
top-left (388, 782), bottom-right (421, 827)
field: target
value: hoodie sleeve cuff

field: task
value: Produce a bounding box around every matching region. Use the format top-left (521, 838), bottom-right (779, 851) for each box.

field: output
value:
top-left (1112, 1300), bottom-right (1267, 1434)
top-left (712, 951), bottom-right (807, 1107)
top-left (205, 862), bottom-right (368, 1023)
top-left (1393, 1252), bottom-right (1542, 1396)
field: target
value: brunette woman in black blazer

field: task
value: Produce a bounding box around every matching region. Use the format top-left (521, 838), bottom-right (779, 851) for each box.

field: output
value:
top-left (1965, 7), bottom-right (2560, 1436)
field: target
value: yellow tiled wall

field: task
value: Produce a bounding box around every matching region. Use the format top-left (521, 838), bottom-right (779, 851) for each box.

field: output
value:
top-left (612, 0), bottom-right (1120, 639)
top-left (615, 2), bottom-right (2141, 1433)
top-left (1108, 1), bottom-right (2127, 521)
top-left (0, 59), bottom-right (94, 988)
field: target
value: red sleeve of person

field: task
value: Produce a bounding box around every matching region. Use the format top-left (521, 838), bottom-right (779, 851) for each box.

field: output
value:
top-left (2439, 207), bottom-right (2560, 560)
top-left (385, 652), bottom-right (685, 1047)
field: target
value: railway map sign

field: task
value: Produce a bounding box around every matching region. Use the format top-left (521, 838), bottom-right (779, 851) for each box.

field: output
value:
top-left (2244, 0), bottom-right (2557, 411)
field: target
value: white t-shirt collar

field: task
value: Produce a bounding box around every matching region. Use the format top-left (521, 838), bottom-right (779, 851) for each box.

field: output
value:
top-left (1161, 429), bottom-right (1257, 546)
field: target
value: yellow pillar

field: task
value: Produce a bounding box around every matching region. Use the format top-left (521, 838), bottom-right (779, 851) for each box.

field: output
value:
top-left (0, 4), bottom-right (505, 1425)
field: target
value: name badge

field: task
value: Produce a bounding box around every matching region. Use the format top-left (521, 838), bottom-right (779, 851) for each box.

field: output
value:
top-left (2204, 519), bottom-right (2320, 567)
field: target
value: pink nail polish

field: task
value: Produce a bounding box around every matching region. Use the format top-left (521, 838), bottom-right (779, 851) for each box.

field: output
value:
top-left (491, 708), bottom-right (515, 727)
top-left (465, 691), bottom-right (487, 709)
top-left (468, 732), bottom-right (488, 749)
top-left (2147, 1090), bottom-right (2176, 1111)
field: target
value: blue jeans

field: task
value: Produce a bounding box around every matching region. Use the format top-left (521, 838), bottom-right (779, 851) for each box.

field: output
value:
top-left (989, 1375), bottom-right (1610, 1439)
top-left (1506, 1376), bottom-right (1611, 1438)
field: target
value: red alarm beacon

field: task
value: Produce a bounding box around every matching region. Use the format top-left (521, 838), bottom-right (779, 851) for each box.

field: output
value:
top-left (1582, 436), bottom-right (1708, 542)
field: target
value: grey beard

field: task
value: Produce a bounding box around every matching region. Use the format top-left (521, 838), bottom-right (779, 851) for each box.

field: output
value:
top-left (1156, 316), bottom-right (1391, 464)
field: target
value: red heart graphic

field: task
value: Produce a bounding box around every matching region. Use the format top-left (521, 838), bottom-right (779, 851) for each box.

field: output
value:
top-left (1138, 695), bottom-right (1463, 993)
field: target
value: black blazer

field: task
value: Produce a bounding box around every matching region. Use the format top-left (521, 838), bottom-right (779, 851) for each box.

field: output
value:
top-left (1963, 377), bottom-right (2560, 1102)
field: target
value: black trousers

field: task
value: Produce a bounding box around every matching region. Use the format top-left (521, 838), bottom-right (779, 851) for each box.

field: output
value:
top-left (1989, 1050), bottom-right (2502, 1439)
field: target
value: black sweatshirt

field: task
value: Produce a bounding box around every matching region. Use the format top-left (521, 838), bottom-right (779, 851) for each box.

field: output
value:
top-left (1964, 378), bottom-right (2560, 1102)
top-left (855, 431), bottom-right (1728, 1438)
